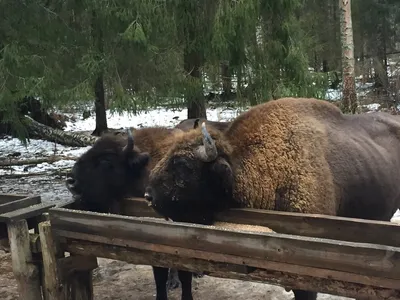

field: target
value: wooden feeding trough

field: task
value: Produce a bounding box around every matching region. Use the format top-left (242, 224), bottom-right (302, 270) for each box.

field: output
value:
top-left (40, 197), bottom-right (400, 300)
top-left (0, 193), bottom-right (55, 300)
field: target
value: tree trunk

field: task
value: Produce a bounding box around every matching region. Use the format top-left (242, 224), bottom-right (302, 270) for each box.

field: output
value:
top-left (91, 10), bottom-right (108, 136)
top-left (221, 61), bottom-right (233, 102)
top-left (184, 49), bottom-right (206, 119)
top-left (339, 0), bottom-right (359, 114)
top-left (23, 116), bottom-right (98, 147)
top-left (92, 74), bottom-right (108, 136)
top-left (322, 60), bottom-right (329, 73)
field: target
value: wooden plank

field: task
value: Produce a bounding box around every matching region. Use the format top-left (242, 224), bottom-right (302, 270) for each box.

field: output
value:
top-left (39, 221), bottom-right (64, 300)
top-left (0, 203), bottom-right (55, 222)
top-left (63, 265), bottom-right (93, 300)
top-left (217, 208), bottom-right (400, 247)
top-left (7, 219), bottom-right (43, 300)
top-left (121, 197), bottom-right (400, 247)
top-left (56, 230), bottom-right (400, 289)
top-left (0, 196), bottom-right (41, 215)
top-left (0, 194), bottom-right (26, 205)
top-left (64, 239), bottom-right (400, 300)
top-left (49, 208), bottom-right (400, 281)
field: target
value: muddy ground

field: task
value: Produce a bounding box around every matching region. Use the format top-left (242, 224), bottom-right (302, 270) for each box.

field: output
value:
top-left (0, 175), bottom-right (350, 300)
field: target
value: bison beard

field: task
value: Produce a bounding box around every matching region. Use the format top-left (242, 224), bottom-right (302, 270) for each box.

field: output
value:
top-left (66, 120), bottom-right (228, 300)
top-left (145, 97), bottom-right (400, 300)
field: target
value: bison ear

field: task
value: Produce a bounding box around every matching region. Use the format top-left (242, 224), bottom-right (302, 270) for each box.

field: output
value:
top-left (128, 152), bottom-right (150, 169)
top-left (210, 157), bottom-right (234, 193)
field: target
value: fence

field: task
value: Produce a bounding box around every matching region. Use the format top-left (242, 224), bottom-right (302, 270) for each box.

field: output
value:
top-left (1, 194), bottom-right (400, 300)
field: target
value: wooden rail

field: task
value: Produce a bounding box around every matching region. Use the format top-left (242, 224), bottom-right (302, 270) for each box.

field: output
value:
top-left (121, 197), bottom-right (400, 247)
top-left (47, 203), bottom-right (400, 300)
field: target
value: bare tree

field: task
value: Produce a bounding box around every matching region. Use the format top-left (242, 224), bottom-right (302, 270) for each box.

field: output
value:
top-left (339, 0), bottom-right (359, 114)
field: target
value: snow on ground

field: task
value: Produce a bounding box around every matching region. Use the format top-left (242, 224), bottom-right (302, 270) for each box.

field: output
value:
top-left (325, 82), bottom-right (375, 101)
top-left (0, 136), bottom-right (91, 159)
top-left (0, 137), bottom-right (91, 176)
top-left (64, 106), bottom-right (242, 132)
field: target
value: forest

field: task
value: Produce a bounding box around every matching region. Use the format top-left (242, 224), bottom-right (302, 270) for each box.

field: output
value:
top-left (0, 0), bottom-right (400, 141)
top-left (1, 2), bottom-right (400, 300)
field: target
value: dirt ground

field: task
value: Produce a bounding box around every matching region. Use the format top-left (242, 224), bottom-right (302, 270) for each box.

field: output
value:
top-left (0, 176), bottom-right (351, 300)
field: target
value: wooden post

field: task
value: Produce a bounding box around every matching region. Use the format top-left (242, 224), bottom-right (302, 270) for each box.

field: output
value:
top-left (39, 221), bottom-right (64, 300)
top-left (7, 219), bottom-right (43, 300)
top-left (64, 267), bottom-right (94, 300)
top-left (58, 255), bottom-right (97, 300)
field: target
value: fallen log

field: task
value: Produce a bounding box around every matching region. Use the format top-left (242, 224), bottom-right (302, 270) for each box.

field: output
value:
top-left (22, 116), bottom-right (98, 147)
top-left (0, 156), bottom-right (77, 167)
top-left (0, 168), bottom-right (72, 179)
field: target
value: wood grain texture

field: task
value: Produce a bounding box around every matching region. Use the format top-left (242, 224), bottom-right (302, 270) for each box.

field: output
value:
top-left (121, 197), bottom-right (400, 247)
top-left (39, 221), bottom-right (64, 300)
top-left (8, 219), bottom-right (43, 300)
top-left (49, 207), bottom-right (400, 281)
top-left (64, 238), bottom-right (400, 300)
top-left (0, 195), bottom-right (41, 215)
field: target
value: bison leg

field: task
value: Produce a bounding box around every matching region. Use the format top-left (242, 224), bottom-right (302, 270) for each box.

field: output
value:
top-left (167, 268), bottom-right (181, 290)
top-left (152, 266), bottom-right (169, 300)
top-left (292, 290), bottom-right (317, 300)
top-left (178, 270), bottom-right (193, 300)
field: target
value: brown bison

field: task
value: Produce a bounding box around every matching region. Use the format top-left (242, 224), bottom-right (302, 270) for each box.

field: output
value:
top-left (144, 97), bottom-right (400, 300)
top-left (65, 119), bottom-right (229, 300)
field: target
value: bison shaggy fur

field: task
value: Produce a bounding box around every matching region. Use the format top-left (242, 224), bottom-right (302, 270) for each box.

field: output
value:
top-left (144, 97), bottom-right (400, 300)
top-left (66, 127), bottom-right (179, 213)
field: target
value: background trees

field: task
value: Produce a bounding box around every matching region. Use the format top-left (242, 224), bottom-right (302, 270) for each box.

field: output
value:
top-left (1, 0), bottom-right (400, 140)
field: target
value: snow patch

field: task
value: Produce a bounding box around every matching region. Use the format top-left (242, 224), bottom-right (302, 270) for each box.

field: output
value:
top-left (365, 103), bottom-right (381, 111)
top-left (64, 107), bottom-right (241, 132)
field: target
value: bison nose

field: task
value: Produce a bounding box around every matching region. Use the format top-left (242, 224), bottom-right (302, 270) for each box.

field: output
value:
top-left (65, 177), bottom-right (78, 194)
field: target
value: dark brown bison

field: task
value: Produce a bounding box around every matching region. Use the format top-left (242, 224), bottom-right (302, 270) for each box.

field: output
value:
top-left (144, 97), bottom-right (400, 300)
top-left (175, 118), bottom-right (231, 132)
top-left (65, 119), bottom-right (228, 300)
top-left (66, 126), bottom-right (193, 300)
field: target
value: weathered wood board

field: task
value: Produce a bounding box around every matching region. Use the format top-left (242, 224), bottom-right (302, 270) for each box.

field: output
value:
top-left (63, 238), bottom-right (400, 300)
top-left (48, 207), bottom-right (400, 295)
top-left (121, 197), bottom-right (400, 247)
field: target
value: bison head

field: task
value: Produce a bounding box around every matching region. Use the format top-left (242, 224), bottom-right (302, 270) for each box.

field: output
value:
top-left (144, 122), bottom-right (234, 224)
top-left (66, 129), bottom-right (150, 213)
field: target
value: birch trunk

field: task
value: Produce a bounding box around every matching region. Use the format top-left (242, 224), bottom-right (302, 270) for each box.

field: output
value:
top-left (339, 0), bottom-right (359, 114)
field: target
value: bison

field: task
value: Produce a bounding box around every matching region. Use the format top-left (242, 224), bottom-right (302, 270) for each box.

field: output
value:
top-left (144, 97), bottom-right (400, 300)
top-left (65, 119), bottom-right (229, 300)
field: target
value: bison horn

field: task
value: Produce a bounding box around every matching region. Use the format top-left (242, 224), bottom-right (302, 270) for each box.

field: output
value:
top-left (195, 122), bottom-right (218, 162)
top-left (123, 128), bottom-right (134, 153)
